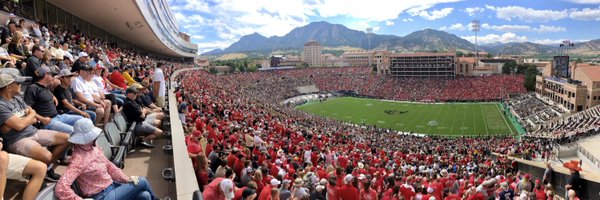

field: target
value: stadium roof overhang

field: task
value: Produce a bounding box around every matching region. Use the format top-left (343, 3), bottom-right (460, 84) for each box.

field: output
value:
top-left (48, 0), bottom-right (197, 57)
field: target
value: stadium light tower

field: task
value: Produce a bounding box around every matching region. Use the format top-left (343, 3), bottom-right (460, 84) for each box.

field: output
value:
top-left (560, 40), bottom-right (574, 55)
top-left (471, 20), bottom-right (480, 57)
top-left (366, 27), bottom-right (373, 68)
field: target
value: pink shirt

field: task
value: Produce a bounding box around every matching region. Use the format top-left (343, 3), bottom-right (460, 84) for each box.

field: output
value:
top-left (55, 145), bottom-right (129, 199)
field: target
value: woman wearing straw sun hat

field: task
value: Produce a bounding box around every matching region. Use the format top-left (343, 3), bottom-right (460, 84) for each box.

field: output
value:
top-left (54, 118), bottom-right (157, 200)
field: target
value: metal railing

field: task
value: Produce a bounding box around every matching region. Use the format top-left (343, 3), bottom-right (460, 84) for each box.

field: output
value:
top-left (576, 144), bottom-right (600, 168)
top-left (0, 1), bottom-right (35, 21)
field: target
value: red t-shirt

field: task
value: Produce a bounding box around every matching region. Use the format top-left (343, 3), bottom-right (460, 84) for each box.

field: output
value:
top-left (109, 71), bottom-right (127, 89)
top-left (338, 184), bottom-right (359, 200)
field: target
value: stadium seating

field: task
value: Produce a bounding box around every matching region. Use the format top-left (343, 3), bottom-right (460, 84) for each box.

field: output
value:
top-left (97, 130), bottom-right (126, 169)
top-left (104, 122), bottom-right (133, 152)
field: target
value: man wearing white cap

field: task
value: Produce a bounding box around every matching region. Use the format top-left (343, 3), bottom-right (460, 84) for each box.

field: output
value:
top-left (203, 178), bottom-right (235, 200)
top-left (258, 178), bottom-right (281, 200)
top-left (0, 72), bottom-right (69, 182)
top-left (70, 52), bottom-right (89, 73)
top-left (339, 174), bottom-right (359, 200)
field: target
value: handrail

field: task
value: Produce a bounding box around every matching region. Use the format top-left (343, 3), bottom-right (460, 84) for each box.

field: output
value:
top-left (168, 68), bottom-right (200, 199)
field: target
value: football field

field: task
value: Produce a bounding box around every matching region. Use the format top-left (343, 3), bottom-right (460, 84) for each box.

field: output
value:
top-left (296, 97), bottom-right (517, 136)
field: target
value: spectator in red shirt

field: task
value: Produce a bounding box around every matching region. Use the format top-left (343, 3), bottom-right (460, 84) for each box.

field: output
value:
top-left (109, 66), bottom-right (127, 90)
top-left (338, 174), bottom-right (359, 200)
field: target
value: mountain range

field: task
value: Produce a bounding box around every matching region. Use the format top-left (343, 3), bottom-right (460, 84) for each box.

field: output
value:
top-left (203, 21), bottom-right (600, 57)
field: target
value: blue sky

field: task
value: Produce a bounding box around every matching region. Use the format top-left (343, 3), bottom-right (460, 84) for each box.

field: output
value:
top-left (166, 0), bottom-right (600, 54)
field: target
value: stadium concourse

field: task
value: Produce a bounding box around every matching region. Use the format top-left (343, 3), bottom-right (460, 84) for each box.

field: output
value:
top-left (175, 67), bottom-right (599, 200)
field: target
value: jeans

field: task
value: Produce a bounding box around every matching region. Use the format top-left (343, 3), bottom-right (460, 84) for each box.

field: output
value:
top-left (43, 114), bottom-right (85, 134)
top-left (66, 110), bottom-right (97, 125)
top-left (91, 177), bottom-right (156, 200)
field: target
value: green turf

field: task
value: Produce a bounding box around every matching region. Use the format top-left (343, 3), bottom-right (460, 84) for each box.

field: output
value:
top-left (296, 97), bottom-right (518, 136)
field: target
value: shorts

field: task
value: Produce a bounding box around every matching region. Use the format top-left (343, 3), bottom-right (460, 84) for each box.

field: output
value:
top-left (134, 122), bottom-right (158, 137)
top-left (156, 96), bottom-right (165, 108)
top-left (7, 153), bottom-right (31, 181)
top-left (8, 129), bottom-right (58, 157)
top-left (145, 113), bottom-right (159, 124)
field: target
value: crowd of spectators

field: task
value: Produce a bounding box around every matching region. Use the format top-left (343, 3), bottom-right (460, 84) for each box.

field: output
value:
top-left (175, 69), bottom-right (580, 200)
top-left (506, 94), bottom-right (565, 131)
top-left (0, 13), bottom-right (192, 199)
top-left (529, 105), bottom-right (600, 142)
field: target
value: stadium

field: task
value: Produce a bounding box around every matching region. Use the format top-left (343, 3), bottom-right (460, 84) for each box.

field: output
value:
top-left (1, 1), bottom-right (599, 200)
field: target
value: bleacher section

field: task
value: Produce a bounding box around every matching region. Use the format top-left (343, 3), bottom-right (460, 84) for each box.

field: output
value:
top-left (295, 85), bottom-right (319, 94)
top-left (507, 93), bottom-right (566, 131)
top-left (529, 105), bottom-right (600, 140)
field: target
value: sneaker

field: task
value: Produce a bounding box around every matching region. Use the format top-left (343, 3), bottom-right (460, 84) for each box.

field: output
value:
top-left (140, 140), bottom-right (155, 148)
top-left (45, 170), bottom-right (61, 182)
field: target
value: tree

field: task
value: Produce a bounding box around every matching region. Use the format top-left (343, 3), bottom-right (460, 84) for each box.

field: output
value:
top-left (209, 67), bottom-right (218, 74)
top-left (524, 65), bottom-right (539, 91)
top-left (502, 60), bottom-right (517, 74)
top-left (516, 64), bottom-right (527, 74)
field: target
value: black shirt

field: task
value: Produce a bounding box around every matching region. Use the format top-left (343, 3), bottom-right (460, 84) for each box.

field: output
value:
top-left (54, 85), bottom-right (74, 114)
top-left (136, 93), bottom-right (153, 108)
top-left (25, 56), bottom-right (42, 81)
top-left (123, 98), bottom-right (143, 123)
top-left (71, 59), bottom-right (85, 73)
top-left (567, 171), bottom-right (582, 195)
top-left (24, 83), bottom-right (58, 118)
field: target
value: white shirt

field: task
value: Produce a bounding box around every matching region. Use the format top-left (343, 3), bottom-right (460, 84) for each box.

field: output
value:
top-left (71, 76), bottom-right (98, 102)
top-left (152, 68), bottom-right (165, 97)
top-left (92, 75), bottom-right (108, 93)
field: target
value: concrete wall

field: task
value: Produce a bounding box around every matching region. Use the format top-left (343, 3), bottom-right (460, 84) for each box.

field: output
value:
top-left (513, 157), bottom-right (600, 199)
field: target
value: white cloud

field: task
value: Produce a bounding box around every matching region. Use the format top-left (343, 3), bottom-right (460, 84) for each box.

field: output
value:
top-left (533, 25), bottom-right (567, 33)
top-left (402, 18), bottom-right (414, 22)
top-left (410, 7), bottom-right (454, 20)
top-left (196, 40), bottom-right (239, 53)
top-left (532, 39), bottom-right (590, 45)
top-left (465, 7), bottom-right (485, 17)
top-left (483, 24), bottom-right (532, 32)
top-left (315, 0), bottom-right (462, 21)
top-left (440, 23), bottom-right (466, 31)
top-left (386, 20), bottom-right (395, 26)
top-left (461, 32), bottom-right (528, 44)
top-left (565, 0), bottom-right (600, 4)
top-left (487, 6), bottom-right (568, 22)
top-left (569, 7), bottom-right (600, 21)
top-left (478, 23), bottom-right (566, 33)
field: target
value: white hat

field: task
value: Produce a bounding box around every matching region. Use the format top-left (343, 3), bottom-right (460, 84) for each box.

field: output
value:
top-left (270, 179), bottom-right (281, 186)
top-left (358, 162), bottom-right (364, 169)
top-left (427, 187), bottom-right (434, 193)
top-left (344, 174), bottom-right (354, 184)
top-left (316, 185), bottom-right (325, 192)
top-left (358, 174), bottom-right (366, 180)
top-left (275, 159), bottom-right (282, 164)
top-left (220, 179), bottom-right (235, 200)
top-left (78, 52), bottom-right (89, 57)
top-left (68, 119), bottom-right (102, 145)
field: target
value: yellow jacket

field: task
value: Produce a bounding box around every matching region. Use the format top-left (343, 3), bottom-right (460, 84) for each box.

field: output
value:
top-left (123, 71), bottom-right (136, 85)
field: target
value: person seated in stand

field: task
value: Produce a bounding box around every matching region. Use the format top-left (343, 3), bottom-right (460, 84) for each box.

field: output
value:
top-left (0, 73), bottom-right (69, 182)
top-left (24, 66), bottom-right (84, 135)
top-left (122, 86), bottom-right (163, 148)
top-left (54, 69), bottom-right (97, 123)
top-left (0, 137), bottom-right (47, 200)
top-left (55, 118), bottom-right (157, 200)
top-left (71, 64), bottom-right (112, 125)
top-left (131, 83), bottom-right (164, 126)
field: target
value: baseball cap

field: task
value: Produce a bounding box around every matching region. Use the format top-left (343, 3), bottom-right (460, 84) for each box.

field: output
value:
top-left (57, 69), bottom-right (75, 78)
top-left (0, 73), bottom-right (26, 88)
top-left (220, 179), bottom-right (235, 200)
top-left (126, 86), bottom-right (140, 94)
top-left (35, 66), bottom-right (52, 77)
top-left (270, 179), bottom-right (281, 186)
top-left (78, 52), bottom-right (88, 57)
top-left (344, 174), bottom-right (354, 184)
top-left (9, 13), bottom-right (16, 18)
